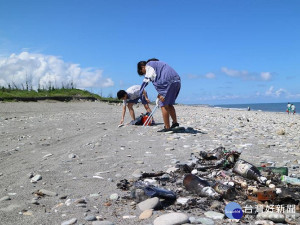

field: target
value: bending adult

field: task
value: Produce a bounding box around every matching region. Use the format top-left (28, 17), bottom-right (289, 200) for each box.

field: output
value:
top-left (138, 58), bottom-right (181, 132)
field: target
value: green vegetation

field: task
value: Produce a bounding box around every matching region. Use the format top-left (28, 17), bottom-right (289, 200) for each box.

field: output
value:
top-left (0, 86), bottom-right (120, 103)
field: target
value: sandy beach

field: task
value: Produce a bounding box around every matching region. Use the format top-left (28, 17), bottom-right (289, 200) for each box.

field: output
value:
top-left (0, 101), bottom-right (299, 225)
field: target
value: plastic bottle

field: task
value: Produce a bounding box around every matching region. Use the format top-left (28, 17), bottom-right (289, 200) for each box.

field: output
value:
top-left (257, 167), bottom-right (288, 176)
top-left (233, 159), bottom-right (267, 183)
top-left (281, 175), bottom-right (300, 186)
top-left (183, 174), bottom-right (220, 198)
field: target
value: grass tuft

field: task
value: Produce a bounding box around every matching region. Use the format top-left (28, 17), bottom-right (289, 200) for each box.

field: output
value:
top-left (0, 86), bottom-right (120, 103)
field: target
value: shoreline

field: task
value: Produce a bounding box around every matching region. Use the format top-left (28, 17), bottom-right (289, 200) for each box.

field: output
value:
top-left (179, 103), bottom-right (298, 115)
top-left (1, 99), bottom-right (298, 114)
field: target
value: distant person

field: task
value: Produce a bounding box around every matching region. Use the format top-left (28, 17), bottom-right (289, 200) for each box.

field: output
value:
top-left (247, 106), bottom-right (251, 111)
top-left (291, 104), bottom-right (296, 115)
top-left (137, 58), bottom-right (181, 132)
top-left (117, 85), bottom-right (152, 125)
top-left (287, 102), bottom-right (291, 114)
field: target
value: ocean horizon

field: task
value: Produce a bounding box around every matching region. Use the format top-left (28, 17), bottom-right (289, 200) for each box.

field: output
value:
top-left (210, 102), bottom-right (299, 113)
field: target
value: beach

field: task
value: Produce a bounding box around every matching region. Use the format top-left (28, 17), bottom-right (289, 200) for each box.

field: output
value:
top-left (0, 101), bottom-right (299, 225)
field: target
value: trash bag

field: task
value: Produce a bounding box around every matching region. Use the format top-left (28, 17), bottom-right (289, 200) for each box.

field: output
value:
top-left (141, 114), bottom-right (152, 126)
top-left (129, 114), bottom-right (144, 125)
top-left (130, 112), bottom-right (151, 126)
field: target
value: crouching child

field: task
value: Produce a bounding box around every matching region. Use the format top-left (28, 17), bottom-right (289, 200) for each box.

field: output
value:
top-left (117, 85), bottom-right (153, 125)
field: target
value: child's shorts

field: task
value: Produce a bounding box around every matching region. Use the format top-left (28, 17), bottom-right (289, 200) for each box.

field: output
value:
top-left (160, 81), bottom-right (181, 107)
top-left (127, 95), bottom-right (148, 105)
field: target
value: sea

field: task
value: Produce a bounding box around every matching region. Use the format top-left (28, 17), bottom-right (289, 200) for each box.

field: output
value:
top-left (212, 102), bottom-right (299, 113)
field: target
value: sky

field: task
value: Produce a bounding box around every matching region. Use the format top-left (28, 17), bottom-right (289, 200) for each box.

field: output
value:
top-left (0, 0), bottom-right (299, 105)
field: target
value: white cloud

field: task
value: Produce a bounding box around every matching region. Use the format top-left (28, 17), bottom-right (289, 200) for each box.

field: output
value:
top-left (287, 93), bottom-right (300, 98)
top-left (265, 86), bottom-right (287, 97)
top-left (0, 52), bottom-right (114, 89)
top-left (195, 94), bottom-right (241, 101)
top-left (261, 72), bottom-right (272, 81)
top-left (221, 67), bottom-right (248, 77)
top-left (205, 73), bottom-right (216, 79)
top-left (265, 86), bottom-right (274, 96)
top-left (275, 88), bottom-right (286, 97)
top-left (221, 67), bottom-right (272, 81)
top-left (186, 72), bottom-right (215, 80)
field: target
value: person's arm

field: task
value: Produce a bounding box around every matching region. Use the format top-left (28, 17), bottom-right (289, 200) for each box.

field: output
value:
top-left (157, 94), bottom-right (165, 102)
top-left (142, 90), bottom-right (150, 103)
top-left (139, 82), bottom-right (149, 98)
top-left (120, 104), bottom-right (126, 125)
top-left (144, 65), bottom-right (165, 101)
top-left (139, 65), bottom-right (156, 97)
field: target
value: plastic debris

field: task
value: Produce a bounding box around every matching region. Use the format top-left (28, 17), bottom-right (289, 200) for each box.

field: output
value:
top-left (134, 181), bottom-right (176, 200)
top-left (257, 167), bottom-right (288, 176)
top-left (281, 175), bottom-right (300, 186)
top-left (116, 145), bottom-right (300, 224)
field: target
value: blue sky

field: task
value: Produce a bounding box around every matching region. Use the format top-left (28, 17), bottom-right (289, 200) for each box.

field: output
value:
top-left (0, 0), bottom-right (299, 104)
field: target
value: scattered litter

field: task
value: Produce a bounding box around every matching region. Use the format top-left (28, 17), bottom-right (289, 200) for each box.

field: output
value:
top-left (116, 146), bottom-right (300, 224)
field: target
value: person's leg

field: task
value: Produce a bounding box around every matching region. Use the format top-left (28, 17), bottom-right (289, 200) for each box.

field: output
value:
top-left (160, 82), bottom-right (180, 127)
top-left (167, 105), bottom-right (177, 124)
top-left (127, 103), bottom-right (135, 121)
top-left (163, 105), bottom-right (178, 128)
top-left (161, 106), bottom-right (170, 129)
top-left (168, 105), bottom-right (179, 128)
top-left (143, 104), bottom-right (152, 114)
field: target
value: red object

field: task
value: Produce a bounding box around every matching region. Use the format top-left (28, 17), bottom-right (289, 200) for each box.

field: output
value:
top-left (142, 115), bottom-right (152, 126)
top-left (257, 188), bottom-right (276, 201)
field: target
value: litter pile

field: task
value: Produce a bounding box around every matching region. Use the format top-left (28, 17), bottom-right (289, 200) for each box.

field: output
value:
top-left (117, 146), bottom-right (300, 224)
